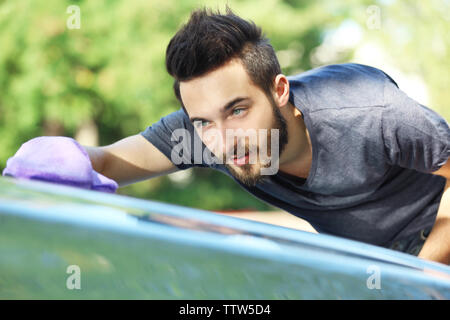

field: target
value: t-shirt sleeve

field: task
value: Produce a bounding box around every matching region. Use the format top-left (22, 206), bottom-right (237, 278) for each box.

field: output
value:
top-left (140, 109), bottom-right (211, 170)
top-left (381, 78), bottom-right (450, 173)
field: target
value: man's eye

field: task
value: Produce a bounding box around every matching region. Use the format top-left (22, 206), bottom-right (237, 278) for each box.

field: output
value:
top-left (232, 108), bottom-right (245, 116)
top-left (195, 120), bottom-right (209, 128)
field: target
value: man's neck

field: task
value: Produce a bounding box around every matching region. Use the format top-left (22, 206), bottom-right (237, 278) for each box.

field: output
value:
top-left (277, 102), bottom-right (313, 179)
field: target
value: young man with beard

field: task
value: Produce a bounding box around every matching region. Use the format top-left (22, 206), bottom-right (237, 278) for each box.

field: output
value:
top-left (3, 9), bottom-right (450, 264)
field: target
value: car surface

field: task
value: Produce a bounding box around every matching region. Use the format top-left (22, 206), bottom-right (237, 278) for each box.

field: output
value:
top-left (0, 176), bottom-right (449, 299)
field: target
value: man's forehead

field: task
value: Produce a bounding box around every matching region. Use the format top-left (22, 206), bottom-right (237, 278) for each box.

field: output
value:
top-left (179, 59), bottom-right (254, 112)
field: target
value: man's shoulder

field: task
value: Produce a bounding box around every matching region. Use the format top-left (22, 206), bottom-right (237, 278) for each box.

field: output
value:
top-left (156, 108), bottom-right (191, 127)
top-left (288, 63), bottom-right (395, 114)
top-left (288, 63), bottom-right (392, 85)
top-left (288, 64), bottom-right (391, 158)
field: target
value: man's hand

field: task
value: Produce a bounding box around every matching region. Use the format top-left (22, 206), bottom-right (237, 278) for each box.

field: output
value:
top-left (2, 136), bottom-right (118, 193)
top-left (418, 160), bottom-right (450, 264)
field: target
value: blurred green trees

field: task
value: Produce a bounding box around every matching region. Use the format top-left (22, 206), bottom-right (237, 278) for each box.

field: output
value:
top-left (0, 0), bottom-right (448, 211)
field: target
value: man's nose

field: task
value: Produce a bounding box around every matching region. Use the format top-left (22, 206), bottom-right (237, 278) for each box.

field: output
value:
top-left (223, 130), bottom-right (250, 157)
top-left (200, 125), bottom-right (229, 156)
top-left (207, 125), bottom-right (238, 157)
top-left (220, 127), bottom-right (234, 156)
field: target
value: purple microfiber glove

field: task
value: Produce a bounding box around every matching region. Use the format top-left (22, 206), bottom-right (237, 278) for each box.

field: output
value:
top-left (2, 136), bottom-right (118, 193)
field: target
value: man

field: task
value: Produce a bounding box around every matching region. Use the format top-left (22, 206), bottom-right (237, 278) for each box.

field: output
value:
top-left (3, 9), bottom-right (450, 264)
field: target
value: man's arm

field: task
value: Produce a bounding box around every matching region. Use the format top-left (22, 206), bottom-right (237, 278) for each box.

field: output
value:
top-left (379, 77), bottom-right (449, 264)
top-left (418, 159), bottom-right (450, 264)
top-left (83, 134), bottom-right (179, 187)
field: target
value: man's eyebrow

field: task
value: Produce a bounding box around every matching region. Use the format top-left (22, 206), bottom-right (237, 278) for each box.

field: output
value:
top-left (221, 96), bottom-right (249, 113)
top-left (189, 97), bottom-right (250, 123)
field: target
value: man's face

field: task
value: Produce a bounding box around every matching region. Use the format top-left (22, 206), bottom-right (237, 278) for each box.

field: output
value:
top-left (179, 58), bottom-right (288, 186)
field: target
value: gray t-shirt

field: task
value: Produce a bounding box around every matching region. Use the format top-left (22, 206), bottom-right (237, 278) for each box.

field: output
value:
top-left (140, 63), bottom-right (449, 248)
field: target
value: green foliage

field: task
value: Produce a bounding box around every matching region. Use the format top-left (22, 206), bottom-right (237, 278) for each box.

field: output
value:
top-left (362, 0), bottom-right (450, 120)
top-left (0, 0), bottom-right (448, 210)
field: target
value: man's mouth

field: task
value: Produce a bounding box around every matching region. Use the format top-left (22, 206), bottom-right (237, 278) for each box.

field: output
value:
top-left (231, 152), bottom-right (250, 166)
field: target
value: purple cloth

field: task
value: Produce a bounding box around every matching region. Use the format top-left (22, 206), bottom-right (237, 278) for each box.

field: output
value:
top-left (2, 136), bottom-right (118, 193)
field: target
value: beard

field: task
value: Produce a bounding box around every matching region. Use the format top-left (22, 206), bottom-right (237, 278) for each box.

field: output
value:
top-left (224, 97), bottom-right (289, 187)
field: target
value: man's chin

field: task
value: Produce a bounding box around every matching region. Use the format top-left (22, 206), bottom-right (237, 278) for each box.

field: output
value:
top-left (225, 163), bottom-right (265, 187)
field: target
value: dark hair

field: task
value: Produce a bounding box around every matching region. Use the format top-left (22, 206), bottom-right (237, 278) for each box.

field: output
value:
top-left (165, 7), bottom-right (281, 110)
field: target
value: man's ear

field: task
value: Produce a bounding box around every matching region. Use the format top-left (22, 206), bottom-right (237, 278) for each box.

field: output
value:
top-left (273, 74), bottom-right (290, 107)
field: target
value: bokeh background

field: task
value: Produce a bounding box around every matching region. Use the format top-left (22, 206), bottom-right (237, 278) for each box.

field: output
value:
top-left (0, 0), bottom-right (449, 211)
